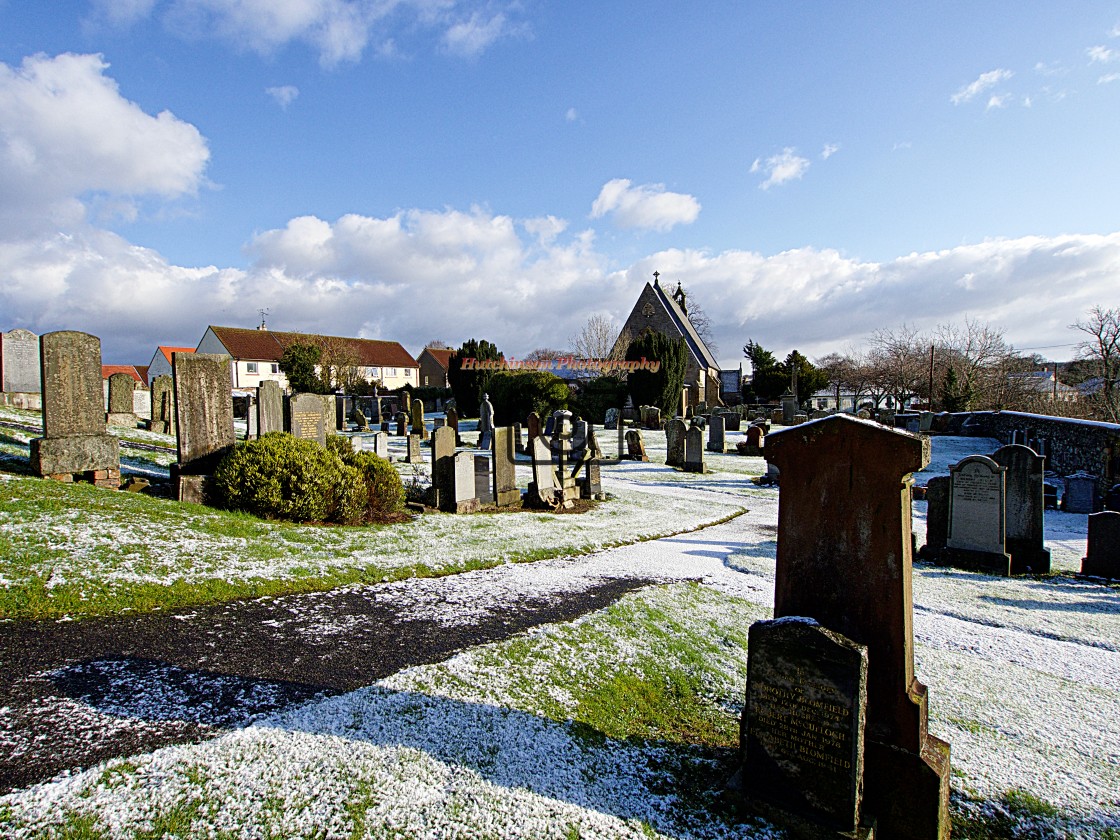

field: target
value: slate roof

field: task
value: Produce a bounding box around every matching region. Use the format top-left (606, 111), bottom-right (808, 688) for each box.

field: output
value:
top-left (206, 326), bottom-right (418, 368)
top-left (652, 282), bottom-right (721, 371)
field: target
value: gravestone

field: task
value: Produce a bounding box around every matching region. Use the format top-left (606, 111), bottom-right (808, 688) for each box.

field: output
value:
top-left (624, 429), bottom-right (649, 462)
top-left (106, 372), bottom-right (138, 426)
top-left (771, 408), bottom-right (785, 426)
top-left (583, 458), bottom-right (603, 499)
top-left (257, 380), bottom-right (283, 436)
top-left (1081, 511), bottom-right (1120, 579)
top-left (684, 425), bottom-right (704, 473)
top-left (604, 407), bottom-right (619, 430)
top-left (474, 454), bottom-right (494, 505)
top-left (370, 431), bottom-right (389, 459)
top-left (919, 412), bottom-right (934, 433)
top-left (752, 414), bottom-right (950, 840)
top-left (431, 426), bottom-right (456, 511)
top-left (493, 426), bottom-right (520, 506)
top-left (0, 328), bottom-right (41, 393)
top-left (29, 331), bottom-right (120, 487)
top-left (666, 417), bottom-right (687, 467)
top-left (289, 393), bottom-right (328, 446)
top-left (150, 374), bottom-right (176, 436)
top-left (740, 424), bottom-right (764, 456)
top-left (526, 411), bottom-right (541, 443)
top-left (707, 413), bottom-right (726, 453)
top-left (395, 411), bottom-right (408, 436)
top-left (781, 390), bottom-right (798, 424)
top-left (918, 476), bottom-right (950, 562)
top-left (405, 433), bottom-right (422, 463)
top-left (992, 444), bottom-right (1051, 574)
top-left (940, 455), bottom-right (1012, 575)
top-left (172, 352), bottom-right (235, 503)
top-left (450, 450), bottom-right (480, 513)
top-left (529, 435), bottom-right (559, 506)
top-left (445, 407), bottom-right (460, 445)
top-left (411, 398), bottom-right (428, 441)
top-left (742, 617), bottom-right (871, 838)
top-left (1063, 471), bottom-right (1099, 514)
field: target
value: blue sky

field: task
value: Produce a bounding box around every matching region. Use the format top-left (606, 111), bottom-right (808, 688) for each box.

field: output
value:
top-left (2, 1), bottom-right (1119, 368)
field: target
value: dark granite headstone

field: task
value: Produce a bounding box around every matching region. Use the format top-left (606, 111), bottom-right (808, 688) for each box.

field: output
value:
top-left (683, 425), bottom-right (704, 473)
top-left (758, 414), bottom-right (950, 840)
top-left (992, 444), bottom-right (1051, 574)
top-left (474, 454), bottom-right (494, 505)
top-left (1081, 511), bottom-right (1120, 579)
top-left (743, 617), bottom-right (871, 837)
top-left (918, 476), bottom-right (950, 562)
top-left (1063, 471), bottom-right (1099, 514)
top-left (707, 413), bottom-right (726, 453)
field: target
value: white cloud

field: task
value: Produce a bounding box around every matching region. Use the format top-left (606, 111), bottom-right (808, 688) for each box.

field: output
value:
top-left (590, 179), bottom-right (700, 232)
top-left (565, 107), bottom-right (579, 122)
top-left (951, 68), bottom-right (1014, 105)
top-left (1087, 45), bottom-right (1119, 64)
top-left (88, 0), bottom-right (159, 26)
top-left (821, 143), bottom-right (839, 160)
top-left (0, 53), bottom-right (210, 236)
top-left (751, 148), bottom-right (810, 190)
top-left (986, 93), bottom-right (1012, 110)
top-left (266, 84), bottom-right (300, 108)
top-left (443, 12), bottom-right (513, 58)
top-left (1099, 72), bottom-right (1120, 84)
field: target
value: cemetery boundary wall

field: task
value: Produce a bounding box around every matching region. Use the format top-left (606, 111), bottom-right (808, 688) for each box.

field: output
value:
top-left (957, 410), bottom-right (1120, 492)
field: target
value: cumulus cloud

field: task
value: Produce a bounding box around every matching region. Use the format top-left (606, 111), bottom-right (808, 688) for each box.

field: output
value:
top-left (266, 84), bottom-right (300, 108)
top-left (443, 12), bottom-right (521, 58)
top-left (0, 52), bottom-right (210, 236)
top-left (951, 68), bottom-right (1014, 105)
top-left (1087, 45), bottom-right (1120, 63)
top-left (590, 179), bottom-right (701, 232)
top-left (6, 192), bottom-right (1117, 369)
top-left (821, 143), bottom-right (839, 160)
top-left (750, 148), bottom-right (810, 190)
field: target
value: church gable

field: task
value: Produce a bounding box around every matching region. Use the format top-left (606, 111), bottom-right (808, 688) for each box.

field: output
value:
top-left (612, 276), bottom-right (720, 375)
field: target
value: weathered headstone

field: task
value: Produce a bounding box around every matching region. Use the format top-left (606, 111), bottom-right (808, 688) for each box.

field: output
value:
top-left (772, 408), bottom-right (785, 426)
top-left (289, 392), bottom-right (328, 446)
top-left (493, 426), bottom-right (520, 506)
top-left (740, 424), bottom-right (764, 456)
top-left (526, 411), bottom-right (541, 443)
top-left (405, 432), bottom-right (421, 463)
top-left (1063, 471), bottom-right (1099, 514)
top-left (603, 407), bottom-right (619, 430)
top-left (666, 417), bottom-right (687, 467)
top-left (431, 426), bottom-right (456, 510)
top-left (741, 617), bottom-right (871, 838)
top-left (106, 372), bottom-right (138, 426)
top-left (684, 425), bottom-right (704, 473)
top-left (752, 414), bottom-right (950, 840)
top-left (395, 411), bottom-right (408, 436)
top-left (172, 352), bottom-right (235, 503)
top-left (409, 398), bottom-right (426, 441)
top-left (624, 429), bottom-right (649, 462)
top-left (1081, 511), bottom-right (1120, 579)
top-left (0, 328), bottom-right (41, 393)
top-left (30, 331), bottom-right (120, 487)
top-left (781, 390), bottom-right (798, 424)
top-left (707, 413), bottom-right (726, 453)
top-left (918, 476), bottom-right (950, 562)
top-left (940, 455), bottom-right (1012, 576)
top-left (150, 374), bottom-right (176, 436)
top-left (992, 444), bottom-right (1051, 574)
top-left (583, 458), bottom-right (603, 499)
top-left (513, 421), bottom-right (524, 454)
top-left (445, 406), bottom-right (460, 445)
top-left (529, 435), bottom-right (558, 506)
top-left (257, 380), bottom-right (283, 436)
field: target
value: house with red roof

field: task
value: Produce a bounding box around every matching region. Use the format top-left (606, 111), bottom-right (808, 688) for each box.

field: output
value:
top-left (196, 325), bottom-right (419, 392)
top-left (417, 346), bottom-right (453, 388)
top-left (146, 345), bottom-right (196, 385)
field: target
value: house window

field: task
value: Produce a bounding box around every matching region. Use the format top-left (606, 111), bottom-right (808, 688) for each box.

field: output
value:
top-left (389, 368), bottom-right (397, 377)
top-left (405, 369), bottom-right (412, 378)
top-left (246, 362), bottom-right (259, 374)
top-left (271, 364), bottom-right (279, 374)
top-left (370, 368), bottom-right (380, 378)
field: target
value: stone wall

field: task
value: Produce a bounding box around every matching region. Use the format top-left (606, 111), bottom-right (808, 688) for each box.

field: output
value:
top-left (958, 410), bottom-right (1120, 492)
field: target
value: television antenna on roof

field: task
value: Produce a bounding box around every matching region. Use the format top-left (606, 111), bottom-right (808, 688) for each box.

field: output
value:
top-left (257, 308), bottom-right (270, 330)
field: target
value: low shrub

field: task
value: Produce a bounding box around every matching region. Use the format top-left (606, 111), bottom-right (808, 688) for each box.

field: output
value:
top-left (213, 432), bottom-right (403, 525)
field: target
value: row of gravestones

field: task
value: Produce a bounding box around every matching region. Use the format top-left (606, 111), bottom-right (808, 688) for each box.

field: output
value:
top-left (921, 443), bottom-right (1120, 579)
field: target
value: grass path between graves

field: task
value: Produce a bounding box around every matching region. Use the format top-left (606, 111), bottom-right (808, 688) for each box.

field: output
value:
top-left (0, 470), bottom-right (748, 622)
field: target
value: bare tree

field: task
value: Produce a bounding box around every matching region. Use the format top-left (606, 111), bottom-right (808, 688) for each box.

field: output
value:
top-left (933, 318), bottom-right (1017, 410)
top-left (570, 314), bottom-right (623, 361)
top-left (524, 348), bottom-right (568, 362)
top-left (1072, 305), bottom-right (1120, 422)
top-left (424, 339), bottom-right (453, 350)
top-left (869, 324), bottom-right (928, 409)
top-left (681, 288), bottom-right (719, 357)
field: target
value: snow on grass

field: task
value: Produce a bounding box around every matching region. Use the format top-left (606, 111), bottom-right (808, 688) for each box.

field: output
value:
top-left (0, 434), bottom-right (1116, 838)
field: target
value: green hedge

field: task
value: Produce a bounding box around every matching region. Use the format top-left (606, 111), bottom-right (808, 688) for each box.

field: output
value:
top-left (212, 432), bottom-right (403, 525)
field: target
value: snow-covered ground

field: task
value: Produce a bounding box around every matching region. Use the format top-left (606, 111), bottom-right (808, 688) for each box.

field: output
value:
top-left (1, 431), bottom-right (1118, 838)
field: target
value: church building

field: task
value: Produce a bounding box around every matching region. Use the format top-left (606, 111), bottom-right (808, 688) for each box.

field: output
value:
top-left (611, 272), bottom-right (723, 407)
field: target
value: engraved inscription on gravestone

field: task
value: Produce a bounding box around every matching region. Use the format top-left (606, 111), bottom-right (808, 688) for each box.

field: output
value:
top-left (947, 456), bottom-right (1005, 554)
top-left (1, 329), bottom-right (41, 393)
top-left (744, 617), bottom-right (869, 835)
